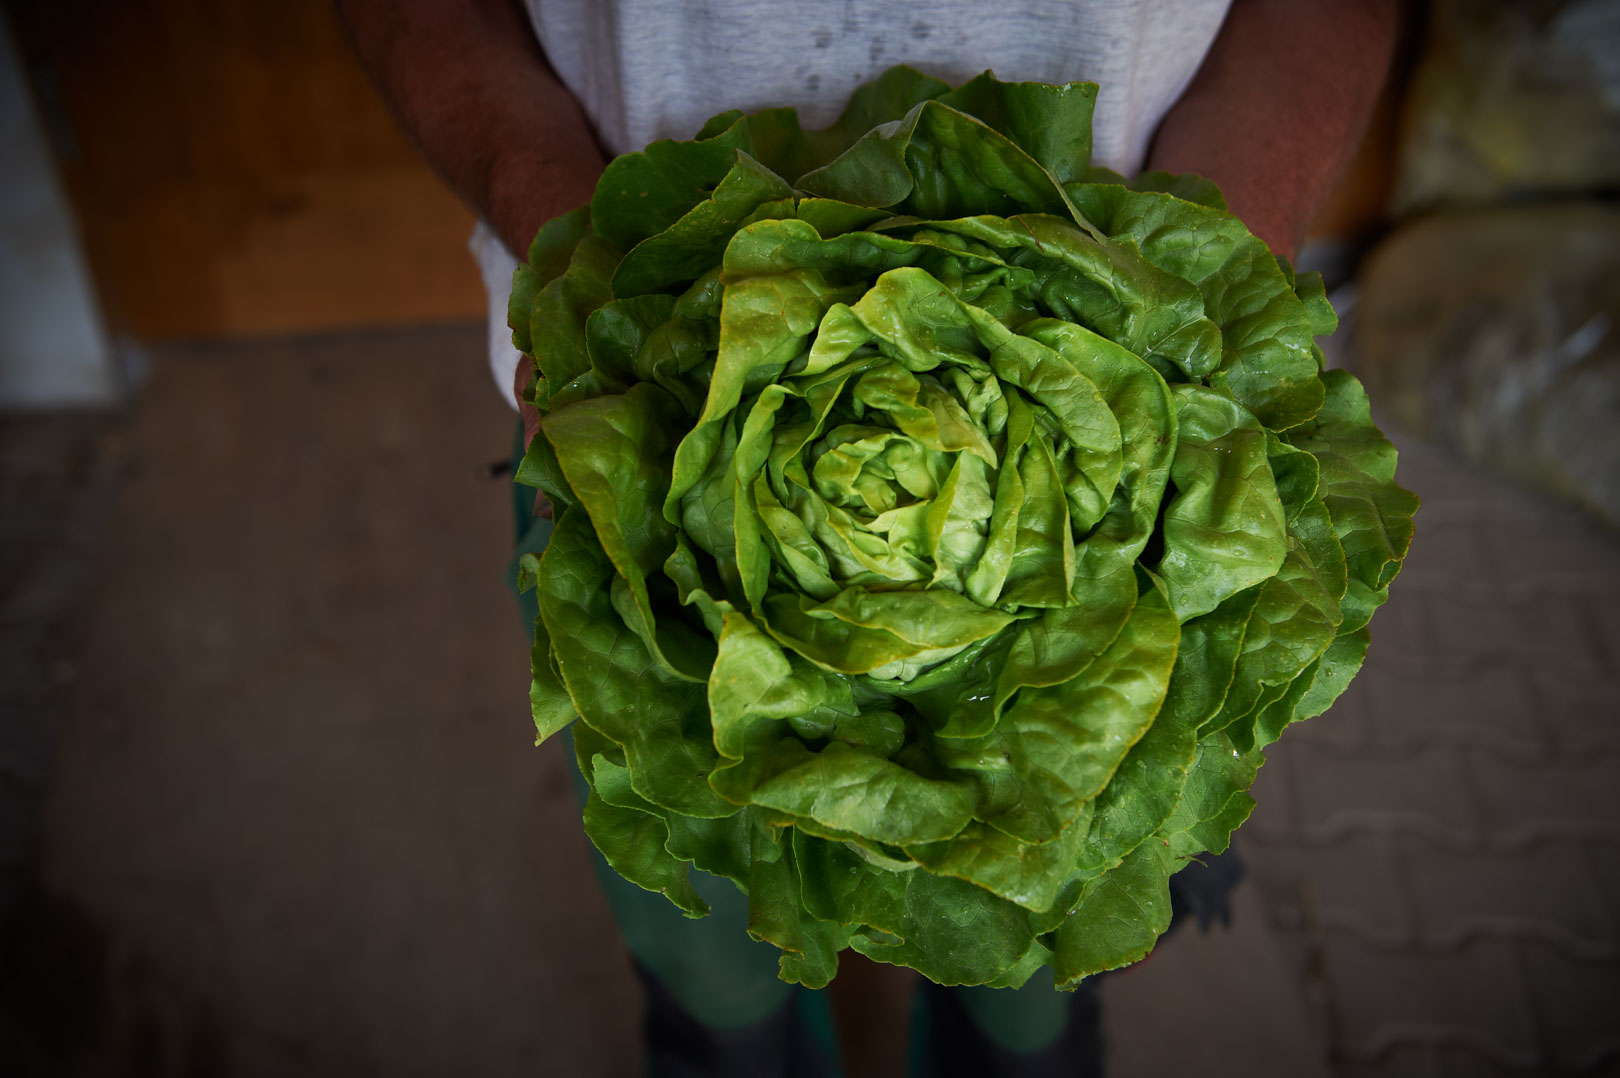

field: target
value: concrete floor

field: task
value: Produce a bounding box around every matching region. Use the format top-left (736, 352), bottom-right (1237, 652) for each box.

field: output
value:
top-left (3, 327), bottom-right (639, 1076)
top-left (6, 322), bottom-right (1611, 1077)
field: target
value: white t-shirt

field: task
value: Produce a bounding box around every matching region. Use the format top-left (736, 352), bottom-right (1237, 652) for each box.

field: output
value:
top-left (475, 0), bottom-right (1232, 405)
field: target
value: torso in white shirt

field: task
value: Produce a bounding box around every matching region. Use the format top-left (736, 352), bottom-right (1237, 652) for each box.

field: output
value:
top-left (475, 0), bottom-right (1232, 405)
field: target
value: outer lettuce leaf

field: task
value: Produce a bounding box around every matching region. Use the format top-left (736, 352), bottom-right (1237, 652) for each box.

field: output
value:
top-left (797, 831), bottom-right (1039, 987)
top-left (536, 508), bottom-right (735, 819)
top-left (530, 232), bottom-right (622, 410)
top-left (914, 215), bottom-right (1223, 380)
top-left (696, 65), bottom-right (954, 183)
top-left (526, 606), bottom-right (574, 743)
top-left (610, 153), bottom-right (795, 297)
top-left (581, 759), bottom-right (710, 919)
top-left (1067, 181), bottom-right (1325, 429)
top-left (936, 576), bottom-right (1178, 845)
top-left (1051, 840), bottom-right (1174, 987)
top-left (1155, 386), bottom-right (1287, 622)
top-left (747, 823), bottom-right (854, 987)
top-left (509, 205), bottom-right (592, 355)
top-left (1285, 370), bottom-right (1420, 604)
top-left (936, 74), bottom-right (1099, 185)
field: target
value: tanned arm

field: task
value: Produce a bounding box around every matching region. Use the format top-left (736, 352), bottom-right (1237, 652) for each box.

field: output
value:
top-left (335, 0), bottom-right (605, 259)
top-left (1147, 0), bottom-right (1398, 260)
top-left (337, 0), bottom-right (604, 448)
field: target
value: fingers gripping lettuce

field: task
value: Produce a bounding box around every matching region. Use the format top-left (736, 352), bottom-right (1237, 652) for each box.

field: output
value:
top-left (509, 66), bottom-right (1417, 989)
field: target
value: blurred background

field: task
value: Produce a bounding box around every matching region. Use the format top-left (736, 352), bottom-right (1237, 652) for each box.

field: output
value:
top-left (0, 0), bottom-right (1616, 1075)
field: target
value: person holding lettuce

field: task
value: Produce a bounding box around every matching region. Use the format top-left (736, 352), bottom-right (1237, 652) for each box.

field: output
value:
top-left (338, 1), bottom-right (1397, 1074)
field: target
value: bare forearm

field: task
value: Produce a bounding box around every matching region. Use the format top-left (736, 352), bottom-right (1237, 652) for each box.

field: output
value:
top-left (336, 0), bottom-right (605, 255)
top-left (1147, 0), bottom-right (1397, 258)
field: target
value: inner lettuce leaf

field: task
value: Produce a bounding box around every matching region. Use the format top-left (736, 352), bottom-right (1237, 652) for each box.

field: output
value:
top-left (510, 65), bottom-right (1417, 990)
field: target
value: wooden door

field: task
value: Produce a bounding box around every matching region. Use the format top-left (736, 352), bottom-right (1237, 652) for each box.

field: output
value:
top-left (4, 0), bottom-right (486, 339)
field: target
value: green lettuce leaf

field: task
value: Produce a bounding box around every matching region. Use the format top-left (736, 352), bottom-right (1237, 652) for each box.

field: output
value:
top-left (510, 65), bottom-right (1417, 990)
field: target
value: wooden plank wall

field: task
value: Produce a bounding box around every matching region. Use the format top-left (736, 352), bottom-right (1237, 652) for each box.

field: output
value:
top-left (4, 0), bottom-right (486, 340)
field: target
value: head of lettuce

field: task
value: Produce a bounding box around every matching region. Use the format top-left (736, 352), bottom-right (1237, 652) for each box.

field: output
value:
top-left (509, 66), bottom-right (1416, 989)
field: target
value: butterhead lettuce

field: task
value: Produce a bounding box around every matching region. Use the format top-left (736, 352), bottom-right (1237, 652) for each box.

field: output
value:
top-left (510, 66), bottom-right (1417, 989)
